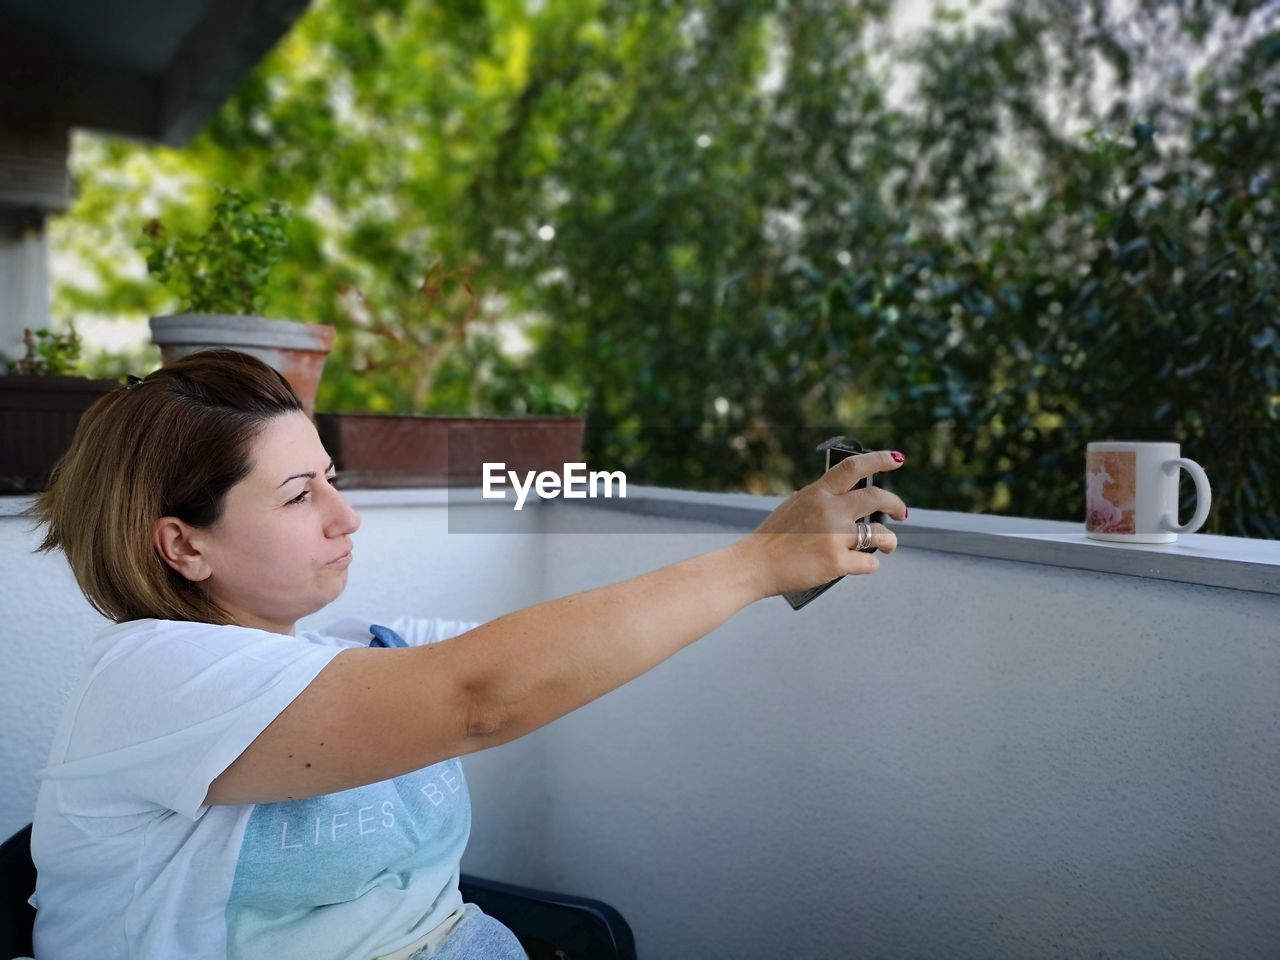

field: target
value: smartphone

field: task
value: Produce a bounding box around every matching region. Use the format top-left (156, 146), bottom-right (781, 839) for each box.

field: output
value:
top-left (781, 435), bottom-right (888, 611)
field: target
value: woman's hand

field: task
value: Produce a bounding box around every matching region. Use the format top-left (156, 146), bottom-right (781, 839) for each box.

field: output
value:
top-left (732, 450), bottom-right (909, 600)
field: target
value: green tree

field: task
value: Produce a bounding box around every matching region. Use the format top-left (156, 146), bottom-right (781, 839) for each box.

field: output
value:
top-left (50, 0), bottom-right (1279, 537)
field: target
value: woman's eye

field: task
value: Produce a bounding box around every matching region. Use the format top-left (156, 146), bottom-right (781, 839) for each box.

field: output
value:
top-left (287, 474), bottom-right (337, 505)
top-left (286, 472), bottom-right (338, 505)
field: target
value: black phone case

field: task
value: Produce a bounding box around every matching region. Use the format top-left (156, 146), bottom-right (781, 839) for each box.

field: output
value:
top-left (782, 436), bottom-right (888, 611)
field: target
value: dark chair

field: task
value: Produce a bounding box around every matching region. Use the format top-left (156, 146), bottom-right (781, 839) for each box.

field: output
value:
top-left (1, 823), bottom-right (636, 960)
top-left (0, 826), bottom-right (35, 960)
top-left (459, 873), bottom-right (637, 960)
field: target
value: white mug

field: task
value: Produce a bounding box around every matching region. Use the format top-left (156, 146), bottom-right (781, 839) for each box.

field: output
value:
top-left (1085, 441), bottom-right (1212, 543)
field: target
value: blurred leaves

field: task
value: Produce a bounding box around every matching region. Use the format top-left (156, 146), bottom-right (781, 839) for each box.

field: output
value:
top-left (136, 187), bottom-right (290, 314)
top-left (48, 0), bottom-right (1279, 537)
top-left (5, 327), bottom-right (84, 376)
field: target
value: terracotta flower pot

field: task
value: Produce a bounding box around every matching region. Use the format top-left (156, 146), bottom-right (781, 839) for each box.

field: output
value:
top-left (315, 413), bottom-right (587, 488)
top-left (149, 314), bottom-right (335, 417)
top-left (0, 374), bottom-right (121, 493)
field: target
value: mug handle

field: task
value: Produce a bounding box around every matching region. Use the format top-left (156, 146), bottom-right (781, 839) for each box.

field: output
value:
top-left (1160, 458), bottom-right (1212, 534)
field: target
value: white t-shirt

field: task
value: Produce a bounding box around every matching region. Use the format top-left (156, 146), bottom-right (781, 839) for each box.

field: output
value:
top-left (29, 613), bottom-right (484, 960)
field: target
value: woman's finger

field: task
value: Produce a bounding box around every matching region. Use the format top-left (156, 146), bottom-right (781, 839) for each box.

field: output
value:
top-left (840, 548), bottom-right (881, 576)
top-left (821, 450), bottom-right (905, 494)
top-left (851, 521), bottom-right (897, 555)
top-left (848, 486), bottom-right (909, 522)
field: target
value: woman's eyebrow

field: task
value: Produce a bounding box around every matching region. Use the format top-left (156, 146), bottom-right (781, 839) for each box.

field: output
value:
top-left (276, 459), bottom-right (336, 489)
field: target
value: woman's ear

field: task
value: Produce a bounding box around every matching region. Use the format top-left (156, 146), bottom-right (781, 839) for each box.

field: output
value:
top-left (154, 518), bottom-right (212, 582)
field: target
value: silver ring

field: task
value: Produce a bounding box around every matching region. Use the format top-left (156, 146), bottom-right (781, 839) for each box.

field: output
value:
top-left (854, 520), bottom-right (876, 553)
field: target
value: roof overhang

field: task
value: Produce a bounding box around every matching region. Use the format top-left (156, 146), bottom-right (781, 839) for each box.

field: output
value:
top-left (0, 0), bottom-right (309, 145)
top-left (0, 0), bottom-right (310, 216)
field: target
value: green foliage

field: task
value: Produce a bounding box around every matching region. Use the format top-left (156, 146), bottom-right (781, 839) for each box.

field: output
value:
top-left (49, 0), bottom-right (1280, 537)
top-left (336, 260), bottom-right (550, 411)
top-left (136, 187), bottom-right (291, 314)
top-left (6, 327), bottom-right (83, 376)
top-left (78, 342), bottom-right (163, 382)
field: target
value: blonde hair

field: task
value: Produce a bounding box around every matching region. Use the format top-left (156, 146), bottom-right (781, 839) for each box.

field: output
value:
top-left (23, 349), bottom-right (303, 624)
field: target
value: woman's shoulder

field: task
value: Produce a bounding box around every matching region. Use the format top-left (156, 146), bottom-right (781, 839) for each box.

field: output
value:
top-left (66, 619), bottom-right (349, 734)
top-left (88, 618), bottom-right (336, 673)
top-left (95, 617), bottom-right (276, 648)
top-left (89, 617), bottom-right (219, 663)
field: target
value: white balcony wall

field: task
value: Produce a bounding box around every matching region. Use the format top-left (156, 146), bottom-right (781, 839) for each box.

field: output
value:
top-left (3, 490), bottom-right (1278, 959)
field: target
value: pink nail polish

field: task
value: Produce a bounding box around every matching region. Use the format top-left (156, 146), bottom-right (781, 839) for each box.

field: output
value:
top-left (891, 451), bottom-right (905, 463)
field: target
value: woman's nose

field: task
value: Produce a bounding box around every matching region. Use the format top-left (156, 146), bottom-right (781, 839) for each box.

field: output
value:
top-left (326, 488), bottom-right (361, 536)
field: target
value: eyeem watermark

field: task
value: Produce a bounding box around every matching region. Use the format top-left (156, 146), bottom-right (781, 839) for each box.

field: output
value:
top-left (482, 462), bottom-right (627, 511)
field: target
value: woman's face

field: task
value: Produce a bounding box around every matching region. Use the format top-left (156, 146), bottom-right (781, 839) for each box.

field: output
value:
top-left (171, 411), bottom-right (361, 635)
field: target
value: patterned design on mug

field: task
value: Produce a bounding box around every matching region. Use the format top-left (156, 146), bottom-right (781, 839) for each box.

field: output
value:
top-left (1086, 451), bottom-right (1136, 534)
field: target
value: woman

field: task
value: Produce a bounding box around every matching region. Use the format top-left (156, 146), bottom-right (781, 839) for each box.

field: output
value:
top-left (23, 349), bottom-right (907, 959)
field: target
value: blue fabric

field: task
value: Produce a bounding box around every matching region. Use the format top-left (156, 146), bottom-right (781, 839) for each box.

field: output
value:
top-left (369, 624), bottom-right (409, 648)
top-left (408, 904), bottom-right (529, 959)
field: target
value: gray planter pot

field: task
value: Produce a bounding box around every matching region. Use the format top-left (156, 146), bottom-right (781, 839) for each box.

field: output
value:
top-left (149, 314), bottom-right (336, 416)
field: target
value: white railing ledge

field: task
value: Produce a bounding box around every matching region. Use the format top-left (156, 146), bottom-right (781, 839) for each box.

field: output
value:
top-left (566, 485), bottom-right (1280, 598)
top-left (5, 486), bottom-right (1276, 596)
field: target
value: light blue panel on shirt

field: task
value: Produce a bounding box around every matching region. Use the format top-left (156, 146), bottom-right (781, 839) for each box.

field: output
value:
top-left (225, 624), bottom-right (471, 926)
top-left (226, 757), bottom-right (471, 914)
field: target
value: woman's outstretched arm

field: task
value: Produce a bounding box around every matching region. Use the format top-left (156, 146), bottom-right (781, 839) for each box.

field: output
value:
top-left (452, 449), bottom-right (908, 746)
top-left (450, 541), bottom-right (761, 746)
top-left (204, 450), bottom-right (906, 806)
